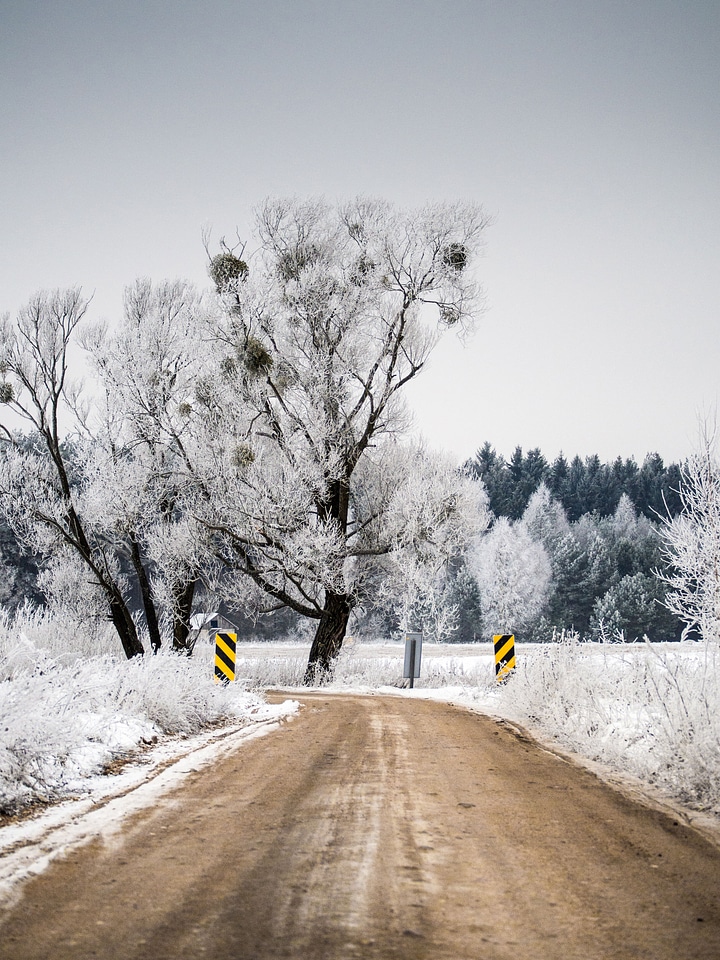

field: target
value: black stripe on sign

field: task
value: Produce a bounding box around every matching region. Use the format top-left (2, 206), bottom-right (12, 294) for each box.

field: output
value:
top-left (217, 632), bottom-right (237, 654)
top-left (494, 634), bottom-right (513, 655)
top-left (215, 663), bottom-right (231, 684)
top-left (215, 646), bottom-right (235, 672)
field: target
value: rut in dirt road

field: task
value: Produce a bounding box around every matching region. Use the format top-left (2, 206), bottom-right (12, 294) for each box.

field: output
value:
top-left (1, 694), bottom-right (720, 960)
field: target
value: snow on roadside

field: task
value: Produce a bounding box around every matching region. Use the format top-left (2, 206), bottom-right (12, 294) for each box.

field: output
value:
top-left (0, 707), bottom-right (298, 909)
top-left (0, 616), bottom-right (299, 816)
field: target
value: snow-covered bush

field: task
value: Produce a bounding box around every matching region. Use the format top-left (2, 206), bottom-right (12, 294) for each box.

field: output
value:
top-left (0, 604), bottom-right (119, 666)
top-left (0, 609), bottom-right (269, 814)
top-left (496, 634), bottom-right (720, 811)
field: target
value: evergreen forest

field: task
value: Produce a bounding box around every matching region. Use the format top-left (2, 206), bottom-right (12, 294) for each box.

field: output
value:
top-left (446, 444), bottom-right (685, 643)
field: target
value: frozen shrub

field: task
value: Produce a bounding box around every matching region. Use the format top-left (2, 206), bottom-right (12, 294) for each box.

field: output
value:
top-left (0, 609), bottom-right (269, 814)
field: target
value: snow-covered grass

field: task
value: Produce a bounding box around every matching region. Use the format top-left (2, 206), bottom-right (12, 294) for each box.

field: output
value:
top-left (222, 638), bottom-right (497, 691)
top-left (494, 636), bottom-right (720, 813)
top-left (0, 608), bottom-right (287, 815)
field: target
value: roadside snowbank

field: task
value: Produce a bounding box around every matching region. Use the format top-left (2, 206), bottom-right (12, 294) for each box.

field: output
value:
top-left (489, 637), bottom-right (720, 814)
top-left (0, 711), bottom-right (297, 909)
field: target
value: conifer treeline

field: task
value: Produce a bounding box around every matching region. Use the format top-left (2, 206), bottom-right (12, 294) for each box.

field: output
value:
top-left (465, 443), bottom-right (683, 522)
top-left (448, 443), bottom-right (687, 643)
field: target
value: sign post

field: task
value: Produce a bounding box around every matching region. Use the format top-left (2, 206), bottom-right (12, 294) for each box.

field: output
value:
top-left (214, 631), bottom-right (237, 684)
top-left (493, 634), bottom-right (515, 682)
top-left (403, 632), bottom-right (423, 688)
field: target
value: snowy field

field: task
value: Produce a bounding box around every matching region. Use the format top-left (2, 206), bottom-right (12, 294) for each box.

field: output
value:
top-left (2, 607), bottom-right (720, 825)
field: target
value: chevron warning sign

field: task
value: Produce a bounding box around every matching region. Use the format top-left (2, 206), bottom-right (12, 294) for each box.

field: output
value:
top-left (214, 632), bottom-right (237, 684)
top-left (493, 634), bottom-right (515, 682)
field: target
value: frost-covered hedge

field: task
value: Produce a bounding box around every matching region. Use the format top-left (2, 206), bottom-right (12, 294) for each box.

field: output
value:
top-left (496, 635), bottom-right (720, 812)
top-left (0, 609), bottom-right (269, 814)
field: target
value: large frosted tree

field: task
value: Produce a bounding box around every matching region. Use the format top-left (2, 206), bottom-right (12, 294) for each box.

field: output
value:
top-left (201, 197), bottom-right (491, 679)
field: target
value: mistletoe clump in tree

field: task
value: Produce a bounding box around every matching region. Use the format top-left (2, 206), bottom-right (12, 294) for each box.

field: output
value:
top-left (201, 197), bottom-right (492, 681)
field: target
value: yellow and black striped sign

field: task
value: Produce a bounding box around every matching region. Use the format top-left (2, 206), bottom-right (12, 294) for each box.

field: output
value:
top-left (493, 634), bottom-right (515, 682)
top-left (214, 632), bottom-right (237, 684)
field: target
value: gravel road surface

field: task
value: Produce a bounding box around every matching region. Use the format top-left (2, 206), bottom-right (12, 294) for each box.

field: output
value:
top-left (1, 693), bottom-right (720, 959)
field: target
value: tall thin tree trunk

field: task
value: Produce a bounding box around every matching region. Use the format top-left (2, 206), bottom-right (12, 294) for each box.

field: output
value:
top-left (172, 578), bottom-right (197, 653)
top-left (304, 591), bottom-right (352, 684)
top-left (61, 499), bottom-right (145, 659)
top-left (108, 590), bottom-right (145, 659)
top-left (129, 535), bottom-right (162, 653)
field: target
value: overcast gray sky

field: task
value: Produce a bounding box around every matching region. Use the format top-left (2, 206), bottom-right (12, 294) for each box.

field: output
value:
top-left (1, 0), bottom-right (718, 464)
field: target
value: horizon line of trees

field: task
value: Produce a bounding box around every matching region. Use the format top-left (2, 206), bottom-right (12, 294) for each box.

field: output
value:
top-left (466, 443), bottom-right (683, 523)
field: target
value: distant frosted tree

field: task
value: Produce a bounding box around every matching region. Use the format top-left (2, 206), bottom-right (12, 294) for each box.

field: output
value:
top-left (369, 452), bottom-right (490, 642)
top-left (659, 433), bottom-right (720, 644)
top-left (521, 482), bottom-right (570, 550)
top-left (470, 517), bottom-right (552, 639)
top-left (611, 493), bottom-right (640, 538)
top-left (590, 572), bottom-right (677, 642)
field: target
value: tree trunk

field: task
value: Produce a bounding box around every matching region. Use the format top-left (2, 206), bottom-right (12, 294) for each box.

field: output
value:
top-left (304, 591), bottom-right (352, 685)
top-left (129, 535), bottom-right (162, 653)
top-left (108, 591), bottom-right (145, 659)
top-left (172, 578), bottom-right (197, 653)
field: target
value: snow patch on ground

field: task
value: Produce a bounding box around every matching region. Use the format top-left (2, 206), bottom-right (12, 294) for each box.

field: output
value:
top-left (0, 701), bottom-right (299, 909)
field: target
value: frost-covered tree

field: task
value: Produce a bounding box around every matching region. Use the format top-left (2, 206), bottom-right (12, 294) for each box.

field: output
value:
top-left (84, 279), bottom-right (211, 651)
top-left (659, 434), bottom-right (720, 644)
top-left (201, 197), bottom-right (492, 678)
top-left (589, 571), bottom-right (676, 642)
top-left (0, 290), bottom-right (145, 657)
top-left (366, 450), bottom-right (489, 642)
top-left (469, 517), bottom-right (552, 639)
top-left (521, 482), bottom-right (570, 552)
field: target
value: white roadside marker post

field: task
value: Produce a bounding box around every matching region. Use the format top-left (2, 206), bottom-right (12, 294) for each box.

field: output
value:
top-left (403, 632), bottom-right (423, 689)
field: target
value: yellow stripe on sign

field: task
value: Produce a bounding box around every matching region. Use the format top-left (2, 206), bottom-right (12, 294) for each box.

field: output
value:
top-left (497, 655), bottom-right (516, 677)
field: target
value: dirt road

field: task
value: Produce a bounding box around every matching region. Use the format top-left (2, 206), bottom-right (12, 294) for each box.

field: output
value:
top-left (2, 694), bottom-right (720, 959)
